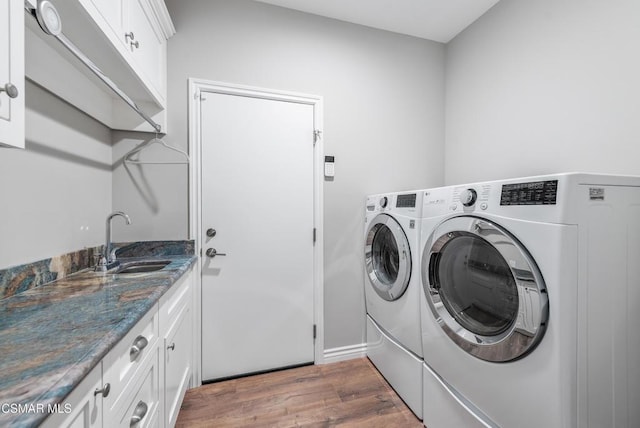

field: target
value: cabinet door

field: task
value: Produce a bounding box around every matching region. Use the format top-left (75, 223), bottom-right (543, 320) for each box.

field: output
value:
top-left (164, 303), bottom-right (192, 428)
top-left (0, 0), bottom-right (25, 148)
top-left (126, 0), bottom-right (166, 97)
top-left (86, 0), bottom-right (126, 45)
top-left (41, 363), bottom-right (103, 428)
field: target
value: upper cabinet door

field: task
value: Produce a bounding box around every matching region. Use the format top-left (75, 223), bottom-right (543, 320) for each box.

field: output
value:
top-left (87, 0), bottom-right (126, 43)
top-left (0, 0), bottom-right (25, 149)
top-left (126, 0), bottom-right (166, 99)
top-left (80, 0), bottom-right (168, 105)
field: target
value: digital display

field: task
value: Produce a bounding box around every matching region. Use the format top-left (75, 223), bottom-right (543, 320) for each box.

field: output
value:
top-left (500, 180), bottom-right (558, 205)
top-left (396, 193), bottom-right (417, 208)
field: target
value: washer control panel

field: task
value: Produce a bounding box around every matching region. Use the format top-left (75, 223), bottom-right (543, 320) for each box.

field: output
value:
top-left (451, 185), bottom-right (492, 212)
top-left (500, 180), bottom-right (558, 205)
top-left (459, 188), bottom-right (478, 207)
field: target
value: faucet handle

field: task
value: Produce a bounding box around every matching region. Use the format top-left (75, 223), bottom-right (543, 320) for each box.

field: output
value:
top-left (94, 255), bottom-right (108, 272)
top-left (92, 254), bottom-right (102, 267)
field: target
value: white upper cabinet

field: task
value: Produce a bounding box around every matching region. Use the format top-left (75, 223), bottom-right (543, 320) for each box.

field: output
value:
top-left (0, 0), bottom-right (25, 148)
top-left (24, 0), bottom-right (174, 133)
top-left (82, 0), bottom-right (169, 105)
top-left (126, 0), bottom-right (167, 101)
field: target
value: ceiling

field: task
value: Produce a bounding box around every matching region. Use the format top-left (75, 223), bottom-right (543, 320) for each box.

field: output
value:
top-left (253, 0), bottom-right (501, 43)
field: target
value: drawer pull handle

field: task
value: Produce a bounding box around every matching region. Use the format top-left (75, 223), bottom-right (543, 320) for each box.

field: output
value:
top-left (94, 383), bottom-right (110, 397)
top-left (167, 342), bottom-right (175, 351)
top-left (130, 335), bottom-right (149, 360)
top-left (130, 400), bottom-right (148, 426)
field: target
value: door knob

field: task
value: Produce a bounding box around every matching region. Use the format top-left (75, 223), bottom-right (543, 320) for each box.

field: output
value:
top-left (206, 228), bottom-right (217, 237)
top-left (206, 248), bottom-right (226, 258)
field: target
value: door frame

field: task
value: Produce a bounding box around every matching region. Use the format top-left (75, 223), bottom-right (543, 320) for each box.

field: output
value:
top-left (188, 78), bottom-right (325, 385)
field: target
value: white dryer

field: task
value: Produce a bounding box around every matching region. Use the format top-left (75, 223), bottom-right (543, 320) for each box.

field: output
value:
top-left (419, 173), bottom-right (640, 428)
top-left (364, 191), bottom-right (424, 419)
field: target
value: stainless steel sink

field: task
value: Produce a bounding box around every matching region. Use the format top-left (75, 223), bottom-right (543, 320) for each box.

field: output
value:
top-left (114, 260), bottom-right (171, 274)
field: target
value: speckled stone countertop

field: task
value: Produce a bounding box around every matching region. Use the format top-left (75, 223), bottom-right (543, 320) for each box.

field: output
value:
top-left (0, 254), bottom-right (196, 427)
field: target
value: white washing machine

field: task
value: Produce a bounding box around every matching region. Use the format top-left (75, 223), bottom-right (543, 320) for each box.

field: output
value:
top-left (364, 190), bottom-right (424, 419)
top-left (419, 173), bottom-right (640, 428)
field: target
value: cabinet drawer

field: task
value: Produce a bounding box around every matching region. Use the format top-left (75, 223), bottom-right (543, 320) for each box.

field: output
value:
top-left (103, 307), bottom-right (158, 416)
top-left (159, 273), bottom-right (192, 329)
top-left (114, 353), bottom-right (160, 428)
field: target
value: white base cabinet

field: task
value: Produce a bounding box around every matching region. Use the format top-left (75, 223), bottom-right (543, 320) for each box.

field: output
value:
top-left (42, 363), bottom-right (103, 428)
top-left (42, 266), bottom-right (195, 428)
top-left (159, 269), bottom-right (193, 428)
top-left (103, 307), bottom-right (160, 428)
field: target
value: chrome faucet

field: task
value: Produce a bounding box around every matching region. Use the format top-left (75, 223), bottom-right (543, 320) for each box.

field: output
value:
top-left (96, 211), bottom-right (132, 271)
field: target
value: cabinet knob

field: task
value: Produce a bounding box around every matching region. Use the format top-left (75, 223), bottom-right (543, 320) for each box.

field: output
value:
top-left (125, 31), bottom-right (135, 41)
top-left (167, 342), bottom-right (175, 351)
top-left (130, 400), bottom-right (148, 426)
top-left (94, 383), bottom-right (110, 398)
top-left (0, 83), bottom-right (18, 99)
top-left (130, 335), bottom-right (148, 360)
top-left (130, 40), bottom-right (140, 49)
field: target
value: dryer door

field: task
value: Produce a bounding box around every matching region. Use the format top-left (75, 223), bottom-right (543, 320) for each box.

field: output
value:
top-left (422, 216), bottom-right (548, 362)
top-left (365, 213), bottom-right (412, 301)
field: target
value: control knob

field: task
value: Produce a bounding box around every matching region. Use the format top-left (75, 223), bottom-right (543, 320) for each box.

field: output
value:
top-left (379, 196), bottom-right (388, 208)
top-left (460, 188), bottom-right (478, 207)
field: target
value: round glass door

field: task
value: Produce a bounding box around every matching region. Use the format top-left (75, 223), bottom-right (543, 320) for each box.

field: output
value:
top-left (422, 216), bottom-right (548, 362)
top-left (365, 214), bottom-right (411, 301)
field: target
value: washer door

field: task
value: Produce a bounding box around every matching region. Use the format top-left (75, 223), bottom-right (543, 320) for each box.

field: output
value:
top-left (365, 214), bottom-right (412, 301)
top-left (422, 216), bottom-right (548, 362)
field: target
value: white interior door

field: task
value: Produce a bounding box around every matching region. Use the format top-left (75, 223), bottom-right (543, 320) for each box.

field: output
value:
top-left (200, 91), bottom-right (316, 381)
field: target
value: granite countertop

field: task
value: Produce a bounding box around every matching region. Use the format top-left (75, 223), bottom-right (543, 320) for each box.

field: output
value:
top-left (0, 254), bottom-right (197, 428)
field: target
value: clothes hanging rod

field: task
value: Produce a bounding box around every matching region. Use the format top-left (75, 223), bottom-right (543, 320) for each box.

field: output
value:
top-left (28, 0), bottom-right (162, 133)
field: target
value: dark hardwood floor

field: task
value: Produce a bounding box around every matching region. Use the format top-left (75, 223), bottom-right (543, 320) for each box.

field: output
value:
top-left (176, 358), bottom-right (423, 427)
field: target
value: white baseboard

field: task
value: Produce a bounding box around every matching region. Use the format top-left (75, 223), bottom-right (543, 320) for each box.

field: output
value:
top-left (322, 343), bottom-right (367, 364)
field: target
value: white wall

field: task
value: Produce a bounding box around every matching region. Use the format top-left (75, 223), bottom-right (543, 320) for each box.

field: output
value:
top-left (141, 0), bottom-right (445, 350)
top-left (445, 0), bottom-right (640, 184)
top-left (0, 82), bottom-right (112, 268)
top-left (111, 130), bottom-right (189, 241)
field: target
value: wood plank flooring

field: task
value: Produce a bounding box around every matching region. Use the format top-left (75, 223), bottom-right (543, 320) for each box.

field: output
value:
top-left (176, 358), bottom-right (423, 427)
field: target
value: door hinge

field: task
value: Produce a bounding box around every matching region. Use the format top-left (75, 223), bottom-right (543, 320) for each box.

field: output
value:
top-left (313, 129), bottom-right (322, 145)
top-left (313, 228), bottom-right (316, 244)
top-left (313, 324), bottom-right (317, 340)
